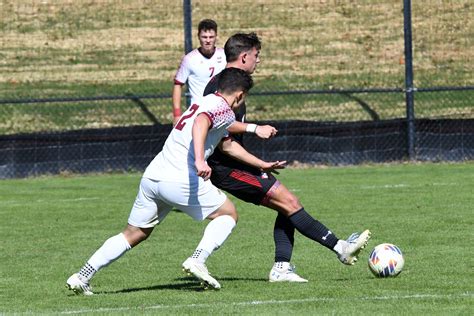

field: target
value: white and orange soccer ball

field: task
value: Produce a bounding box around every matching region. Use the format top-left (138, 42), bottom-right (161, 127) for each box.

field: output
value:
top-left (368, 243), bottom-right (405, 277)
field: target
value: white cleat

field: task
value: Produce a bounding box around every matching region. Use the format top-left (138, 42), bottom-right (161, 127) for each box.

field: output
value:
top-left (182, 258), bottom-right (221, 290)
top-left (337, 229), bottom-right (371, 265)
top-left (269, 262), bottom-right (308, 283)
top-left (66, 273), bottom-right (93, 295)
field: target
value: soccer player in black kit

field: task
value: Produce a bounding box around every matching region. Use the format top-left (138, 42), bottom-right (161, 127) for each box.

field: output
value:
top-left (202, 32), bottom-right (371, 282)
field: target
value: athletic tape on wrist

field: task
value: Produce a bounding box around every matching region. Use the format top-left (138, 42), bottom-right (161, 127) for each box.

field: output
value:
top-left (246, 123), bottom-right (258, 133)
top-left (173, 108), bottom-right (182, 117)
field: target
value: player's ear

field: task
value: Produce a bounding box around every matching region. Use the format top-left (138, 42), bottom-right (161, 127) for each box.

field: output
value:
top-left (241, 52), bottom-right (247, 64)
top-left (236, 91), bottom-right (245, 103)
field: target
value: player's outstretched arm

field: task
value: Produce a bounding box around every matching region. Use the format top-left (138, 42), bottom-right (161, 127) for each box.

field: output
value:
top-left (219, 138), bottom-right (286, 173)
top-left (172, 84), bottom-right (183, 125)
top-left (227, 121), bottom-right (277, 139)
top-left (192, 113), bottom-right (212, 181)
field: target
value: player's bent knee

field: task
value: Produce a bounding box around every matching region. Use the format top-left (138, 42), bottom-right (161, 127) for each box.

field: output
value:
top-left (208, 198), bottom-right (238, 222)
top-left (285, 193), bottom-right (302, 211)
top-left (270, 186), bottom-right (302, 215)
top-left (123, 225), bottom-right (153, 247)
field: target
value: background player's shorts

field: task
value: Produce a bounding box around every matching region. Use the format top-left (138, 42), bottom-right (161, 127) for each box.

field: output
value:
top-left (128, 177), bottom-right (227, 227)
top-left (211, 169), bottom-right (279, 206)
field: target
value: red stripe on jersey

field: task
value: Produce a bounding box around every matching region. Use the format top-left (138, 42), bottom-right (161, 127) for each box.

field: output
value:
top-left (174, 79), bottom-right (184, 85)
top-left (229, 170), bottom-right (262, 188)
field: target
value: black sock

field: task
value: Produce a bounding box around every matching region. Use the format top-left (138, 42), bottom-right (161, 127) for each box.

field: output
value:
top-left (289, 208), bottom-right (339, 250)
top-left (274, 213), bottom-right (295, 262)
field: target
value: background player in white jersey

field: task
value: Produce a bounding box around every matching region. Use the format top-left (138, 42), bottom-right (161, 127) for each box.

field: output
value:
top-left (66, 68), bottom-right (285, 294)
top-left (172, 19), bottom-right (277, 139)
top-left (172, 19), bottom-right (226, 125)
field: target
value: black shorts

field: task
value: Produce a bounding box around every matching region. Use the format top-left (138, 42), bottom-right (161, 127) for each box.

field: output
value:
top-left (211, 167), bottom-right (280, 206)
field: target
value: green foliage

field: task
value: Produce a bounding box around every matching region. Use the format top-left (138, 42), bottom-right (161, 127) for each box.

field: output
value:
top-left (1, 163), bottom-right (473, 314)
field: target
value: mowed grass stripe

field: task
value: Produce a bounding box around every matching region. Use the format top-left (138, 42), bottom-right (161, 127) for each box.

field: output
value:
top-left (1, 163), bottom-right (473, 315)
top-left (57, 293), bottom-right (474, 315)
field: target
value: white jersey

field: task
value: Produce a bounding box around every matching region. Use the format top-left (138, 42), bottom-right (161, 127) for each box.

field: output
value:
top-left (174, 48), bottom-right (226, 105)
top-left (143, 93), bottom-right (235, 182)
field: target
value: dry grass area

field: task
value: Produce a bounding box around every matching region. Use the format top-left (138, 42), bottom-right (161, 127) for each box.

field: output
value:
top-left (0, 0), bottom-right (472, 133)
top-left (1, 0), bottom-right (472, 88)
top-left (1, 1), bottom-right (183, 86)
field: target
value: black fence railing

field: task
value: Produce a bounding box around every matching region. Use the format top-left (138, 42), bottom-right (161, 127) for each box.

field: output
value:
top-left (1, 86), bottom-right (472, 179)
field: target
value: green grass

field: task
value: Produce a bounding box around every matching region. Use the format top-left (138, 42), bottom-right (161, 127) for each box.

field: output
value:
top-left (1, 163), bottom-right (473, 314)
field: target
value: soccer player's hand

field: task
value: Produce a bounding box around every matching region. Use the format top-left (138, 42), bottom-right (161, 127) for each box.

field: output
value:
top-left (255, 125), bottom-right (278, 139)
top-left (195, 160), bottom-right (212, 181)
top-left (260, 160), bottom-right (287, 174)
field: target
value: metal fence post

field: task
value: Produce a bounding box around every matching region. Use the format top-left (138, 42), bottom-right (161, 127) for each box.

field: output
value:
top-left (403, 0), bottom-right (416, 160)
top-left (183, 0), bottom-right (193, 107)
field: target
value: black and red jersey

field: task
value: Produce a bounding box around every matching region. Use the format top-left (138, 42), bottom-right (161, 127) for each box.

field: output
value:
top-left (203, 70), bottom-right (257, 179)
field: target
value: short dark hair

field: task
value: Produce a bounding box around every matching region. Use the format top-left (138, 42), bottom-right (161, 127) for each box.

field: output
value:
top-left (217, 68), bottom-right (254, 94)
top-left (198, 19), bottom-right (218, 34)
top-left (224, 32), bottom-right (261, 62)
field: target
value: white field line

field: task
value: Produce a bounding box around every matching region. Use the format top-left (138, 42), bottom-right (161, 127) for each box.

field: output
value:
top-left (360, 182), bottom-right (458, 189)
top-left (55, 292), bottom-right (473, 315)
top-left (1, 197), bottom-right (100, 206)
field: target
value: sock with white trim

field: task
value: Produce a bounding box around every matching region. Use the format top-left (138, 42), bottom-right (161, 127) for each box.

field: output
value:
top-left (274, 213), bottom-right (294, 262)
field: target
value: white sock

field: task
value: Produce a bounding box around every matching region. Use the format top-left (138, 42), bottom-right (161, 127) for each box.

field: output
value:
top-left (194, 215), bottom-right (236, 262)
top-left (191, 248), bottom-right (211, 263)
top-left (85, 233), bottom-right (132, 279)
top-left (333, 240), bottom-right (345, 254)
top-left (274, 262), bottom-right (289, 270)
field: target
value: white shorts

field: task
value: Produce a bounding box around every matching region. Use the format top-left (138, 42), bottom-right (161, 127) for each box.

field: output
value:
top-left (128, 177), bottom-right (227, 228)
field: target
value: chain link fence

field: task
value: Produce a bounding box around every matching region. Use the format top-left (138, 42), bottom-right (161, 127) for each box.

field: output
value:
top-left (0, 0), bottom-right (472, 178)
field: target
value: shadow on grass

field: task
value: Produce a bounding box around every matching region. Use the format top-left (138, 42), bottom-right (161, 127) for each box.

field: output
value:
top-left (97, 276), bottom-right (268, 294)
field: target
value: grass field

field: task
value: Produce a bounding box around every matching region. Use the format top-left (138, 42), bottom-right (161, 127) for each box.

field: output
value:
top-left (1, 163), bottom-right (473, 314)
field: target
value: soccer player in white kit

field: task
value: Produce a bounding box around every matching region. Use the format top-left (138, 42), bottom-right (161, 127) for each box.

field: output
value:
top-left (172, 19), bottom-right (226, 125)
top-left (173, 20), bottom-right (277, 138)
top-left (66, 68), bottom-right (285, 294)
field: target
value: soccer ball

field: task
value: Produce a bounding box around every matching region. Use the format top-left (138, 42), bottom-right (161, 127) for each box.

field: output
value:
top-left (368, 243), bottom-right (404, 277)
